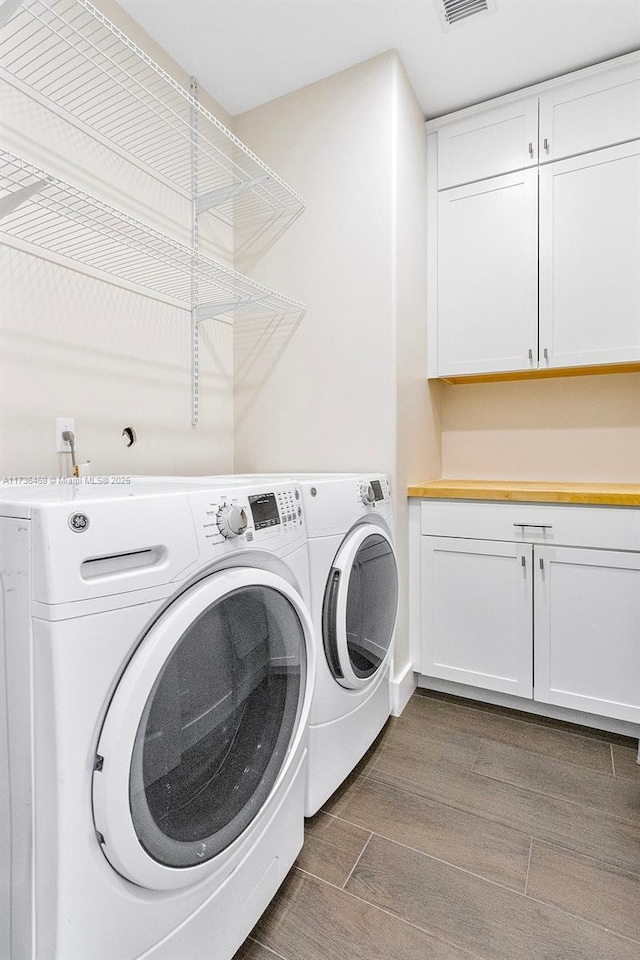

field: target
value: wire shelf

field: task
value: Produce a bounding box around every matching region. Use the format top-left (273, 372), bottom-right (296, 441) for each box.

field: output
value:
top-left (0, 0), bottom-right (304, 226)
top-left (0, 150), bottom-right (306, 325)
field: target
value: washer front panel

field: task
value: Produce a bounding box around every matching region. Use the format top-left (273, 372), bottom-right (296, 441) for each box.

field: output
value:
top-left (92, 568), bottom-right (313, 889)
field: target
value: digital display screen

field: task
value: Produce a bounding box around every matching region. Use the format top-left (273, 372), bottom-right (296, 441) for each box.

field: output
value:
top-left (248, 493), bottom-right (280, 530)
top-left (371, 480), bottom-right (384, 501)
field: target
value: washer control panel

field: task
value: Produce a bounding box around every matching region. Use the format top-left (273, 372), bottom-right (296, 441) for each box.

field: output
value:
top-left (190, 483), bottom-right (304, 553)
top-left (273, 487), bottom-right (303, 530)
top-left (359, 481), bottom-right (376, 505)
top-left (216, 502), bottom-right (248, 539)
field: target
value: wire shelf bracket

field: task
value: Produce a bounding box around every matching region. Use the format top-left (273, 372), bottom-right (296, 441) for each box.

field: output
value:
top-left (195, 294), bottom-right (267, 324)
top-left (0, 176), bottom-right (45, 219)
top-left (0, 0), bottom-right (23, 31)
top-left (195, 175), bottom-right (272, 216)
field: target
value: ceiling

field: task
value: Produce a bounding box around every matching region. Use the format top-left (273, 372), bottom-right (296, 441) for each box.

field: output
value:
top-left (117, 0), bottom-right (640, 119)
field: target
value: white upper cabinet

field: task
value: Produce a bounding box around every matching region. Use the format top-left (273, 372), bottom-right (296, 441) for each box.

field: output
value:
top-left (539, 60), bottom-right (640, 163)
top-left (539, 141), bottom-right (640, 369)
top-left (437, 170), bottom-right (538, 376)
top-left (437, 99), bottom-right (538, 189)
top-left (428, 51), bottom-right (640, 379)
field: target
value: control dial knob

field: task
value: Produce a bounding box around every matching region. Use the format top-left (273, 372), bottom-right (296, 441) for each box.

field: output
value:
top-left (216, 503), bottom-right (248, 539)
top-left (359, 482), bottom-right (376, 505)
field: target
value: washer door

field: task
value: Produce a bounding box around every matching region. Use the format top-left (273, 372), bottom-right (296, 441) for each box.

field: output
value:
top-left (322, 524), bottom-right (398, 690)
top-left (93, 568), bottom-right (312, 890)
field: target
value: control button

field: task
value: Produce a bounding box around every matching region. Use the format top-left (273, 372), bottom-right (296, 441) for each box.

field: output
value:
top-left (294, 490), bottom-right (300, 500)
top-left (297, 506), bottom-right (302, 517)
top-left (359, 481), bottom-right (376, 505)
top-left (216, 503), bottom-right (248, 539)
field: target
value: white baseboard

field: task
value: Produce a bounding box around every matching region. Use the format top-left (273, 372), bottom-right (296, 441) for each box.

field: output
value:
top-left (390, 661), bottom-right (417, 717)
top-left (417, 676), bottom-right (640, 740)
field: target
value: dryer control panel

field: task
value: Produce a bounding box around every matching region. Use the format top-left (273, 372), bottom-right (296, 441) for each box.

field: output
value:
top-left (302, 474), bottom-right (394, 538)
top-left (358, 477), bottom-right (390, 507)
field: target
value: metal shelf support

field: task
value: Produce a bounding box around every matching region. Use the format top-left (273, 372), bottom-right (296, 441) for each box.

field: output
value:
top-left (0, 0), bottom-right (23, 30)
top-left (195, 295), bottom-right (266, 324)
top-left (0, 178), bottom-right (46, 219)
top-left (195, 175), bottom-right (272, 215)
top-left (191, 76), bottom-right (199, 426)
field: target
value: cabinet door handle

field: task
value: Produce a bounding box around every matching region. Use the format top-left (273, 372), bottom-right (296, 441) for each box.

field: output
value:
top-left (521, 555), bottom-right (527, 567)
top-left (528, 348), bottom-right (533, 360)
top-left (543, 347), bottom-right (549, 360)
top-left (543, 137), bottom-right (550, 152)
top-left (539, 558), bottom-right (544, 570)
top-left (513, 523), bottom-right (553, 529)
top-left (528, 141), bottom-right (534, 158)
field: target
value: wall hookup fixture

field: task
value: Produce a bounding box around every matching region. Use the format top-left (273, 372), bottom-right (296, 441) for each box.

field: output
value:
top-left (0, 0), bottom-right (306, 424)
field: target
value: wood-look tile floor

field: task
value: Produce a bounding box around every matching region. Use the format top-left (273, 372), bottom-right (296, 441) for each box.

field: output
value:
top-left (234, 691), bottom-right (640, 960)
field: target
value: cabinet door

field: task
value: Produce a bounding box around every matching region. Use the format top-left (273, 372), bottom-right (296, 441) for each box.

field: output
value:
top-left (437, 98), bottom-right (538, 189)
top-left (539, 142), bottom-right (640, 368)
top-left (421, 537), bottom-right (533, 697)
top-left (539, 58), bottom-right (640, 163)
top-left (437, 170), bottom-right (538, 376)
top-left (534, 547), bottom-right (640, 724)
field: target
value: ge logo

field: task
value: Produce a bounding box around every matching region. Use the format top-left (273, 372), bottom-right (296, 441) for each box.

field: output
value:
top-left (68, 512), bottom-right (90, 532)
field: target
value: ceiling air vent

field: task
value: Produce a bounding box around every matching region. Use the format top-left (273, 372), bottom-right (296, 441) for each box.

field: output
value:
top-left (437, 0), bottom-right (497, 31)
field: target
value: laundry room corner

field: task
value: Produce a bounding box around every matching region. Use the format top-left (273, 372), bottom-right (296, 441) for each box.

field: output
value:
top-left (233, 50), bottom-right (442, 698)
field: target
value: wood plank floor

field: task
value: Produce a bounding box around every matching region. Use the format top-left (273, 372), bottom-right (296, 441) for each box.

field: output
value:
top-left (234, 690), bottom-right (640, 960)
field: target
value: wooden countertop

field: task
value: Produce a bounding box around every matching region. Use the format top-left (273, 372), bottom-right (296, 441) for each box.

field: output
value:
top-left (407, 480), bottom-right (640, 507)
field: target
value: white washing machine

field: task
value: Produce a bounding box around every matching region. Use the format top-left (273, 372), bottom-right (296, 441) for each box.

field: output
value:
top-left (0, 477), bottom-right (315, 960)
top-left (297, 474), bottom-right (398, 815)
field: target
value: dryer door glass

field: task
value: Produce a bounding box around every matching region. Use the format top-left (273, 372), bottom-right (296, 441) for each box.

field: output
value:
top-left (128, 584), bottom-right (306, 868)
top-left (323, 527), bottom-right (398, 687)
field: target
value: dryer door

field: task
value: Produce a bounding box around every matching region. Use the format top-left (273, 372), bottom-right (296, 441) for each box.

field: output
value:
top-left (92, 568), bottom-right (313, 890)
top-left (322, 524), bottom-right (398, 690)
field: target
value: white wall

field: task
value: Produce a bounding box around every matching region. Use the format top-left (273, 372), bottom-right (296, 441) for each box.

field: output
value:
top-left (442, 374), bottom-right (640, 482)
top-left (234, 52), bottom-right (442, 672)
top-left (0, 0), bottom-right (235, 477)
top-left (234, 54), bottom-right (397, 474)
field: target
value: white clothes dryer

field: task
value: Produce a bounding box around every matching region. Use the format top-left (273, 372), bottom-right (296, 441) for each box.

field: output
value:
top-left (0, 478), bottom-right (315, 960)
top-left (297, 474), bottom-right (398, 816)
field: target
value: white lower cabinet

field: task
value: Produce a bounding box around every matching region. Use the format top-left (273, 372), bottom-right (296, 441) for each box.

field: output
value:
top-left (419, 501), bottom-right (640, 725)
top-left (421, 537), bottom-right (533, 698)
top-left (534, 546), bottom-right (640, 724)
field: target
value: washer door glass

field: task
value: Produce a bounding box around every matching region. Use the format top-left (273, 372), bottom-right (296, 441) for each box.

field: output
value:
top-left (322, 525), bottom-right (398, 689)
top-left (132, 584), bottom-right (305, 867)
top-left (93, 569), bottom-right (309, 887)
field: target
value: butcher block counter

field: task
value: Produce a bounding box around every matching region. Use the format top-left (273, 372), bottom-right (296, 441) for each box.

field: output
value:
top-left (406, 479), bottom-right (640, 507)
